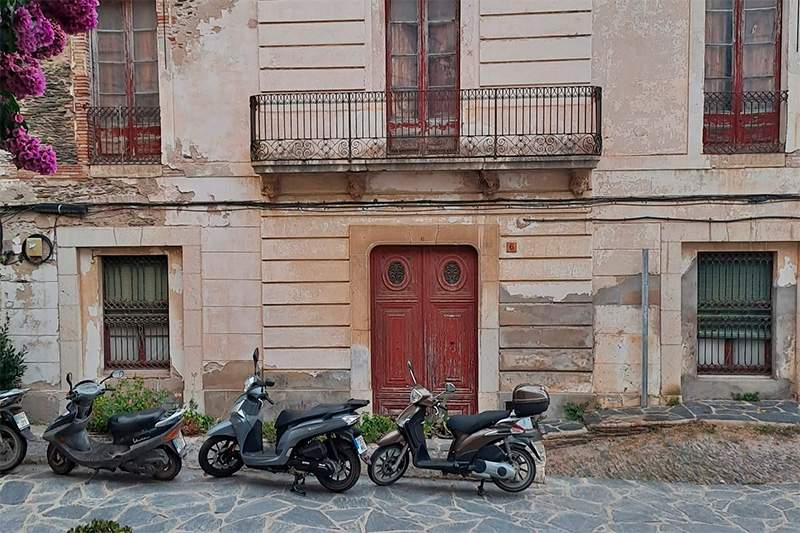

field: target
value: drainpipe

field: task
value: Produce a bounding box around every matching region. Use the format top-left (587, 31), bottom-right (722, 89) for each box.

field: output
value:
top-left (642, 249), bottom-right (649, 408)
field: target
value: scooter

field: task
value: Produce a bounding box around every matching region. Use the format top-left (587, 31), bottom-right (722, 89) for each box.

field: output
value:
top-left (43, 370), bottom-right (186, 481)
top-left (367, 361), bottom-right (548, 494)
top-left (0, 388), bottom-right (33, 474)
top-left (199, 348), bottom-right (370, 495)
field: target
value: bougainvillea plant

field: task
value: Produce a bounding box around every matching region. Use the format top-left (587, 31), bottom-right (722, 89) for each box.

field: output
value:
top-left (0, 0), bottom-right (99, 174)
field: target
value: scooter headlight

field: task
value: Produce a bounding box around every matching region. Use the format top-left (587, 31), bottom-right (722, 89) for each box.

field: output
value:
top-left (243, 376), bottom-right (256, 392)
top-left (410, 386), bottom-right (424, 404)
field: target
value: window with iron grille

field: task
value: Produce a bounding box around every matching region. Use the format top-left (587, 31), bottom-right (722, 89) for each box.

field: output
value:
top-left (90, 0), bottom-right (161, 164)
top-left (697, 252), bottom-right (773, 375)
top-left (103, 256), bottom-right (170, 369)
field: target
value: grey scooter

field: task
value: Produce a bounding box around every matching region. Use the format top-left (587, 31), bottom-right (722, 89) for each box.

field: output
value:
top-left (43, 370), bottom-right (186, 481)
top-left (0, 388), bottom-right (33, 474)
top-left (199, 348), bottom-right (370, 495)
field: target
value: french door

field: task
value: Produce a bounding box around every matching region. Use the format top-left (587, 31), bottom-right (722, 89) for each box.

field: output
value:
top-left (386, 0), bottom-right (460, 154)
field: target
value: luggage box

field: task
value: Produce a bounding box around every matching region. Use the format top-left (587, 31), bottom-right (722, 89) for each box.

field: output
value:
top-left (504, 384), bottom-right (550, 416)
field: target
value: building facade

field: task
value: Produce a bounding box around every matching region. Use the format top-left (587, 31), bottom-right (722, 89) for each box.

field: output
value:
top-left (1, 0), bottom-right (799, 420)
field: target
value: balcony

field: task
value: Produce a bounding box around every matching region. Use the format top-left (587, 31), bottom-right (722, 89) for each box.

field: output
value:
top-left (703, 91), bottom-right (788, 154)
top-left (250, 86), bottom-right (602, 173)
top-left (89, 107), bottom-right (161, 165)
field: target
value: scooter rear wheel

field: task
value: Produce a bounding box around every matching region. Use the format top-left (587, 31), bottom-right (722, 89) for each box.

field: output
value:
top-left (198, 435), bottom-right (244, 477)
top-left (0, 423), bottom-right (27, 474)
top-left (47, 443), bottom-right (76, 476)
top-left (493, 444), bottom-right (536, 493)
top-left (153, 444), bottom-right (182, 481)
top-left (316, 438), bottom-right (361, 493)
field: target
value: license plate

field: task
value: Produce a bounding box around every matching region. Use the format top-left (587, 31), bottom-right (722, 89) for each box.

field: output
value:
top-left (13, 412), bottom-right (30, 430)
top-left (173, 432), bottom-right (186, 454)
top-left (354, 435), bottom-right (368, 455)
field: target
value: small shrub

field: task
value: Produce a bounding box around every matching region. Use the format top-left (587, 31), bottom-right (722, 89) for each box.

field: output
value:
top-left (563, 402), bottom-right (587, 422)
top-left (732, 392), bottom-right (760, 402)
top-left (666, 397), bottom-right (682, 407)
top-left (262, 420), bottom-right (277, 443)
top-left (88, 377), bottom-right (171, 434)
top-left (0, 316), bottom-right (27, 390)
top-left (67, 519), bottom-right (133, 533)
top-left (182, 398), bottom-right (216, 436)
top-left (357, 413), bottom-right (396, 443)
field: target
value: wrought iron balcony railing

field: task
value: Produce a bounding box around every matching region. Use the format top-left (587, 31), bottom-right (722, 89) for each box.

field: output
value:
top-left (250, 86), bottom-right (602, 166)
top-left (88, 106), bottom-right (161, 164)
top-left (703, 91), bottom-right (788, 154)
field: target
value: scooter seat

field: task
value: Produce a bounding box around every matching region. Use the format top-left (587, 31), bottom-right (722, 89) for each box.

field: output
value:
top-left (275, 403), bottom-right (350, 430)
top-left (108, 407), bottom-right (166, 437)
top-left (446, 410), bottom-right (510, 435)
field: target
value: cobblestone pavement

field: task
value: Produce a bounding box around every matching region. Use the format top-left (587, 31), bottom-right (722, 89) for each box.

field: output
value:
top-left (1, 466), bottom-right (799, 532)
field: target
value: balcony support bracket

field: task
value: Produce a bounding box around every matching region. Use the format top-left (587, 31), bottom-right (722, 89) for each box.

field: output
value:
top-left (261, 175), bottom-right (281, 201)
top-left (347, 174), bottom-right (367, 201)
top-left (477, 170), bottom-right (499, 199)
top-left (569, 169), bottom-right (592, 197)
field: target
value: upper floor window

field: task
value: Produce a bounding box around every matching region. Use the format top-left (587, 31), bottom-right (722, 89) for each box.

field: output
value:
top-left (386, 0), bottom-right (459, 154)
top-left (90, 0), bottom-right (161, 164)
top-left (703, 0), bottom-right (786, 154)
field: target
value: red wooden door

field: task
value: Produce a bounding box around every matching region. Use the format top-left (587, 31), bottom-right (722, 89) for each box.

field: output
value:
top-left (371, 246), bottom-right (478, 415)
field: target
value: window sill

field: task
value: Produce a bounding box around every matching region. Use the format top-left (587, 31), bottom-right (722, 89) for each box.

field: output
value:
top-left (104, 367), bottom-right (172, 379)
top-left (705, 152), bottom-right (786, 169)
top-left (90, 164), bottom-right (163, 178)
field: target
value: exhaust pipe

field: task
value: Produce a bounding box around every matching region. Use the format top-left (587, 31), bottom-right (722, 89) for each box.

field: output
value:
top-left (472, 459), bottom-right (516, 480)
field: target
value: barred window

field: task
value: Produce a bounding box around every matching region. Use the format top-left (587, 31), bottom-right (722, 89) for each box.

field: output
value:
top-left (697, 252), bottom-right (772, 375)
top-left (103, 256), bottom-right (170, 369)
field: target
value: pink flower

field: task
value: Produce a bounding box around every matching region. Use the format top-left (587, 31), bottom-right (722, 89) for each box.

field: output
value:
top-left (0, 52), bottom-right (46, 99)
top-left (33, 20), bottom-right (67, 60)
top-left (14, 4), bottom-right (55, 55)
top-left (5, 126), bottom-right (58, 175)
top-left (39, 0), bottom-right (100, 35)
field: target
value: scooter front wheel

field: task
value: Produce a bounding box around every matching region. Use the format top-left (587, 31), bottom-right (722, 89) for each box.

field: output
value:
top-left (198, 435), bottom-right (244, 477)
top-left (0, 423), bottom-right (27, 474)
top-left (47, 443), bottom-right (76, 476)
top-left (153, 445), bottom-right (182, 481)
top-left (367, 444), bottom-right (409, 486)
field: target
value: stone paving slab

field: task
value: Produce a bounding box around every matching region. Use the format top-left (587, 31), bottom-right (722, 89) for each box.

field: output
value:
top-left (1, 466), bottom-right (798, 532)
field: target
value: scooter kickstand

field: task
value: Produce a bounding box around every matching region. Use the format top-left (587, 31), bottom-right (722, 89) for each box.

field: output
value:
top-left (85, 469), bottom-right (100, 485)
top-left (477, 480), bottom-right (486, 497)
top-left (291, 474), bottom-right (307, 497)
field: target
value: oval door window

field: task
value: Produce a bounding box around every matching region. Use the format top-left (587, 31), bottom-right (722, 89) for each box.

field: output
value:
top-left (438, 257), bottom-right (467, 291)
top-left (443, 261), bottom-right (462, 285)
top-left (387, 261), bottom-right (406, 286)
top-left (383, 258), bottom-right (411, 291)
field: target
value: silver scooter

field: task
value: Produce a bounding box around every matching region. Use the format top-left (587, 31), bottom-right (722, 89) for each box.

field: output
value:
top-left (43, 370), bottom-right (186, 481)
top-left (199, 348), bottom-right (370, 494)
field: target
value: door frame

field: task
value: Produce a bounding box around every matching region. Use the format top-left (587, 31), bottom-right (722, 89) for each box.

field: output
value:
top-left (349, 224), bottom-right (500, 413)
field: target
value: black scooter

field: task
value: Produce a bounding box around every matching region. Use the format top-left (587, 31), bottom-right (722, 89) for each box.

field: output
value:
top-left (43, 370), bottom-right (186, 481)
top-left (0, 387), bottom-right (33, 474)
top-left (199, 348), bottom-right (370, 495)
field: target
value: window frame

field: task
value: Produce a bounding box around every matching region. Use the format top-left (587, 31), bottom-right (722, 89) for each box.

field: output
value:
top-left (696, 251), bottom-right (774, 376)
top-left (101, 254), bottom-right (171, 370)
top-left (89, 0), bottom-right (161, 164)
top-left (385, 0), bottom-right (461, 155)
top-left (703, 0), bottom-right (784, 152)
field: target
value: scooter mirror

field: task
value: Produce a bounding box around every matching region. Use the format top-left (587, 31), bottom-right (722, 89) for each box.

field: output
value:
top-left (407, 361), bottom-right (417, 385)
top-left (445, 382), bottom-right (456, 393)
top-left (66, 372), bottom-right (73, 390)
top-left (111, 370), bottom-right (124, 379)
top-left (407, 361), bottom-right (412, 370)
top-left (253, 348), bottom-right (259, 363)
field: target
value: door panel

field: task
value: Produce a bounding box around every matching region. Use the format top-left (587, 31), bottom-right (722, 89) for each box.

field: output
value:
top-left (371, 245), bottom-right (478, 415)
